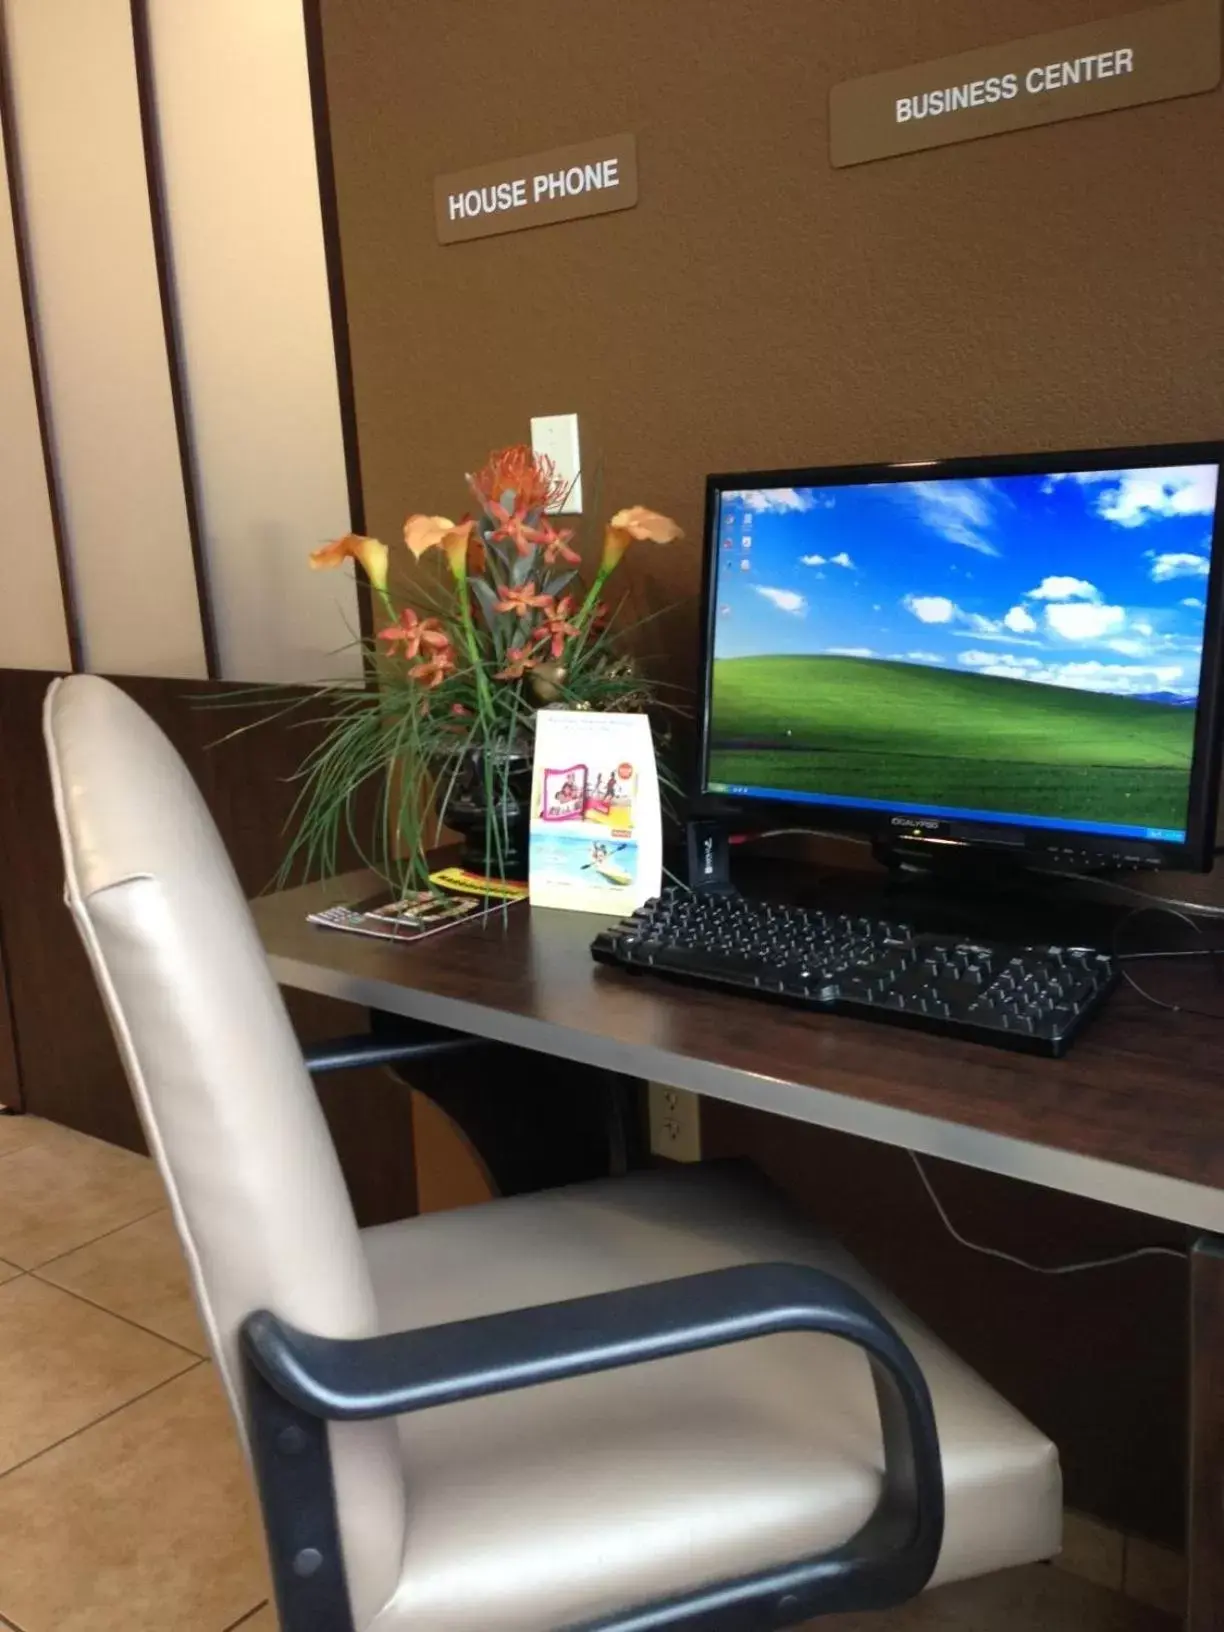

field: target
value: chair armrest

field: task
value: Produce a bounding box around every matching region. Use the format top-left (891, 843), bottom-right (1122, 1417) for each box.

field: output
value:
top-left (242, 1262), bottom-right (944, 1629)
top-left (244, 1261), bottom-right (923, 1422)
top-left (301, 1027), bottom-right (483, 1074)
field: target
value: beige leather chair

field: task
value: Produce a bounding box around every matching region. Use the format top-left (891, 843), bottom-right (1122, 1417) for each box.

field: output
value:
top-left (45, 675), bottom-right (1061, 1632)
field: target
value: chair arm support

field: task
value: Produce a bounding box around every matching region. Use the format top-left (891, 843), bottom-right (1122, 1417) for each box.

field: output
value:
top-left (242, 1263), bottom-right (945, 1629)
top-left (301, 1028), bottom-right (483, 1075)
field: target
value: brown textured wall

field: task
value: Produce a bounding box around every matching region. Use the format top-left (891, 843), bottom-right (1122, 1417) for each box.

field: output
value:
top-left (320, 0), bottom-right (1224, 698)
top-left (319, 0), bottom-right (1224, 1544)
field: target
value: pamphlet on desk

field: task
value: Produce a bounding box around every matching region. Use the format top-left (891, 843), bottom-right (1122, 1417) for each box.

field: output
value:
top-left (530, 710), bottom-right (662, 913)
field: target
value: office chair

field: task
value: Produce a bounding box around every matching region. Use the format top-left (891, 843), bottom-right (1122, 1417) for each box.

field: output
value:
top-left (45, 675), bottom-right (1060, 1632)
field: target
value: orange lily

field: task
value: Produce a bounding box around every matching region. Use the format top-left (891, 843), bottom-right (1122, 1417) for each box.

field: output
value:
top-left (600, 506), bottom-right (684, 573)
top-left (309, 533), bottom-right (389, 593)
top-left (494, 582), bottom-right (553, 616)
top-left (377, 607), bottom-right (450, 660)
top-left (494, 645), bottom-right (537, 680)
top-left (403, 514), bottom-right (475, 579)
top-left (533, 595), bottom-right (582, 659)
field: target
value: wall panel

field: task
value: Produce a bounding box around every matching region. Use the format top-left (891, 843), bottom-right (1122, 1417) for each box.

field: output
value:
top-left (2, 0), bottom-right (207, 679)
top-left (144, 0), bottom-right (360, 684)
top-left (0, 55), bottom-right (71, 673)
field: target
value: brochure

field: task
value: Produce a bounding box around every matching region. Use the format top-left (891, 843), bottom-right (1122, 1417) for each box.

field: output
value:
top-left (529, 710), bottom-right (662, 913)
top-left (308, 882), bottom-right (523, 944)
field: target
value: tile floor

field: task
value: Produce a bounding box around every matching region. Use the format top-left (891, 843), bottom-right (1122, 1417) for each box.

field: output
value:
top-left (0, 1112), bottom-right (1177, 1632)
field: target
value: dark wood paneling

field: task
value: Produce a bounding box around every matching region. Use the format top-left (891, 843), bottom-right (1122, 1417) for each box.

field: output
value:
top-left (0, 668), bottom-right (414, 1225)
top-left (702, 1100), bottom-right (1187, 1548)
top-left (1189, 1235), bottom-right (1224, 1628)
top-left (0, 912), bottom-right (20, 1111)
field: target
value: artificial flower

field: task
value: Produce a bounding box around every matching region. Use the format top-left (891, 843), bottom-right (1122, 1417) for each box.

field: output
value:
top-left (534, 519), bottom-right (581, 567)
top-left (403, 515), bottom-right (475, 577)
top-left (600, 506), bottom-right (684, 572)
top-left (533, 595), bottom-right (582, 659)
top-left (494, 582), bottom-right (553, 616)
top-left (309, 533), bottom-right (389, 592)
top-left (494, 645), bottom-right (537, 680)
top-left (410, 649), bottom-right (456, 689)
top-left (470, 444), bottom-right (569, 515)
top-left (377, 607), bottom-right (450, 660)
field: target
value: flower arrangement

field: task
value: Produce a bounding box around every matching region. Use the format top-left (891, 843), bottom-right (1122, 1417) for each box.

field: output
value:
top-left (292, 443), bottom-right (683, 888)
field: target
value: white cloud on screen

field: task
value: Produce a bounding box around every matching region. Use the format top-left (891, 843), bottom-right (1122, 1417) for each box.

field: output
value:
top-left (731, 487), bottom-right (814, 514)
top-left (1048, 465), bottom-right (1217, 527)
top-left (1150, 552), bottom-right (1210, 582)
top-left (1182, 597), bottom-right (1206, 609)
top-left (1044, 602), bottom-right (1126, 641)
top-left (958, 649), bottom-right (1190, 695)
top-left (902, 651), bottom-right (942, 662)
top-left (1027, 576), bottom-right (1100, 602)
top-left (1003, 605), bottom-right (1037, 633)
top-left (800, 551), bottom-right (853, 569)
top-left (754, 585), bottom-right (806, 616)
top-left (888, 481), bottom-right (1002, 556)
top-left (903, 594), bottom-right (957, 623)
top-left (825, 646), bottom-right (874, 657)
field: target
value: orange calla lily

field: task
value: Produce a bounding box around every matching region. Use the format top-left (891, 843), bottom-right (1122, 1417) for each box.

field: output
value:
top-left (309, 533), bottom-right (389, 592)
top-left (600, 506), bottom-right (684, 572)
top-left (403, 514), bottom-right (474, 578)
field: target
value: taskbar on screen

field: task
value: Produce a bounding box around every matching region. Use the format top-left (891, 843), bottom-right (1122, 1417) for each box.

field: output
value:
top-left (705, 781), bottom-right (1185, 846)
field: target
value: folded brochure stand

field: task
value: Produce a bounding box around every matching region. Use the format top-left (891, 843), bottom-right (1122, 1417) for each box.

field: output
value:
top-left (529, 710), bottom-right (662, 913)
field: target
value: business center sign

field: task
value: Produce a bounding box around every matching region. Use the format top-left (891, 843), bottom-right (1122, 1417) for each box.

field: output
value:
top-left (830, 0), bottom-right (1220, 167)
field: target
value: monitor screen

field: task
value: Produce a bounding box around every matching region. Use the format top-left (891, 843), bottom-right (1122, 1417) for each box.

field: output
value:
top-left (703, 455), bottom-right (1223, 850)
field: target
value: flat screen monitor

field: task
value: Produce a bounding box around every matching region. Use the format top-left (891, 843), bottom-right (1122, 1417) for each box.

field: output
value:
top-left (698, 443), bottom-right (1224, 872)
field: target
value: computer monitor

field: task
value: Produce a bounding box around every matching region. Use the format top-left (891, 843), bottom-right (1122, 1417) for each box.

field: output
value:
top-left (697, 442), bottom-right (1224, 873)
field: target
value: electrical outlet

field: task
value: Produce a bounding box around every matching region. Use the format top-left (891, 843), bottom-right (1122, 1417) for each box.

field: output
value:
top-left (648, 1083), bottom-right (703, 1162)
top-left (530, 412), bottom-right (582, 513)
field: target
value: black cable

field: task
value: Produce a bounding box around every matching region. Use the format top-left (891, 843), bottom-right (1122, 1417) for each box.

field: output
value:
top-left (1112, 903), bottom-right (1224, 1020)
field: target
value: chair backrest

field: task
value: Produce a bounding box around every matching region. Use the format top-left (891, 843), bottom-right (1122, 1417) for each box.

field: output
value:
top-left (44, 675), bottom-right (405, 1630)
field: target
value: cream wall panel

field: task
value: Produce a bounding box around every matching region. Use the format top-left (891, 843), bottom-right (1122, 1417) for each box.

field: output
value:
top-left (146, 0), bottom-right (360, 685)
top-left (3, 0), bottom-right (207, 680)
top-left (0, 101), bottom-right (71, 672)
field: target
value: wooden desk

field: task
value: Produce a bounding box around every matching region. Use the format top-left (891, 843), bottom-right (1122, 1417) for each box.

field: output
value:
top-left (253, 870), bottom-right (1224, 1630)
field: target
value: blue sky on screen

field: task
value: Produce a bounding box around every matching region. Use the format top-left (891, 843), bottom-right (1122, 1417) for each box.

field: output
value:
top-left (711, 464), bottom-right (1219, 699)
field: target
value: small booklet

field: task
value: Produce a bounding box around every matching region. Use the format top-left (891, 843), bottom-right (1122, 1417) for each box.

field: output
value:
top-left (308, 878), bottom-right (524, 945)
top-left (529, 710), bottom-right (662, 913)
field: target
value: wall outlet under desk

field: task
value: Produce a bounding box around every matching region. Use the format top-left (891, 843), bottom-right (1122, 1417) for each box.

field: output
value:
top-left (648, 1083), bottom-right (703, 1162)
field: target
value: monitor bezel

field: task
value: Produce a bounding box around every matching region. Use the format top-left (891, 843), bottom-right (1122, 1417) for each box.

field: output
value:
top-left (695, 441), bottom-right (1224, 873)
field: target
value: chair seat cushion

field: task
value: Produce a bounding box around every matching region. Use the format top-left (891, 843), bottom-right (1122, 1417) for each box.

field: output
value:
top-left (359, 1162), bottom-right (1059, 1632)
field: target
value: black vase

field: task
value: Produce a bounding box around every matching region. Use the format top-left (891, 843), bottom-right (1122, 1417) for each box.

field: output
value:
top-left (444, 747), bottom-right (533, 881)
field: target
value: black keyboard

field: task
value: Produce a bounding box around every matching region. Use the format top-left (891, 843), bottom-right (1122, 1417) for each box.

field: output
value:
top-left (591, 889), bottom-right (1117, 1057)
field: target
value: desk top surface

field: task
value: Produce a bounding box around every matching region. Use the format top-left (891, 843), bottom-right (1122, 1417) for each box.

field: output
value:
top-left (253, 871), bottom-right (1224, 1233)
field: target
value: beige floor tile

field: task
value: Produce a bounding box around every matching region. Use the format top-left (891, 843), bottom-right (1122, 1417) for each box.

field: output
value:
top-left (37, 1210), bottom-right (208, 1355)
top-left (0, 1365), bottom-right (270, 1632)
top-left (0, 1259), bottom-right (20, 1287)
top-left (0, 1124), bottom-right (164, 1268)
top-left (0, 1113), bottom-right (103, 1158)
top-left (0, 1277), bottom-right (196, 1476)
top-left (817, 1563), bottom-right (1175, 1629)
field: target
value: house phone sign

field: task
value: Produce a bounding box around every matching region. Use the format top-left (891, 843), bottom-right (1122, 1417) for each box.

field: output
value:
top-left (435, 134), bottom-right (637, 244)
top-left (830, 0), bottom-right (1221, 166)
